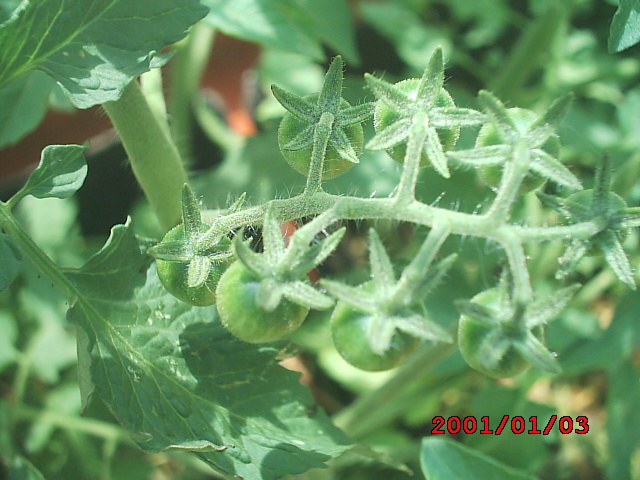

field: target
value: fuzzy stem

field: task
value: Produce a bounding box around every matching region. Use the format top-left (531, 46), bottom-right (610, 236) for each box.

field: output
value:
top-left (395, 116), bottom-right (428, 203)
top-left (304, 112), bottom-right (334, 194)
top-left (103, 80), bottom-right (188, 230)
top-left (13, 405), bottom-right (130, 442)
top-left (500, 229), bottom-right (533, 304)
top-left (198, 190), bottom-right (603, 257)
top-left (487, 141), bottom-right (530, 220)
top-left (390, 223), bottom-right (450, 304)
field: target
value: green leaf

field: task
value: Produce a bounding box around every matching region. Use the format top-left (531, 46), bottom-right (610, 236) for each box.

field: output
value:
top-left (559, 291), bottom-right (640, 373)
top-left (66, 221), bottom-right (352, 480)
top-left (0, 71), bottom-right (55, 149)
top-left (0, 0), bottom-right (208, 108)
top-left (608, 0), bottom-right (640, 53)
top-left (20, 145), bottom-right (87, 200)
top-left (180, 184), bottom-right (203, 239)
top-left (296, 0), bottom-right (360, 64)
top-left (283, 281), bottom-right (334, 310)
top-left (600, 230), bottom-right (636, 289)
top-left (467, 385), bottom-right (555, 471)
top-left (529, 149), bottom-right (582, 190)
top-left (420, 437), bottom-right (538, 480)
top-left (203, 0), bottom-right (323, 59)
top-left (606, 360), bottom-right (640, 480)
top-left (0, 233), bottom-right (22, 291)
top-left (359, 2), bottom-right (450, 71)
top-left (368, 229), bottom-right (396, 289)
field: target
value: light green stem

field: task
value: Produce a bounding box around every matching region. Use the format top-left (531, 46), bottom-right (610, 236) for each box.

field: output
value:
top-left (304, 112), bottom-right (333, 194)
top-left (169, 23), bottom-right (216, 160)
top-left (13, 405), bottom-right (130, 442)
top-left (487, 141), bottom-right (530, 220)
top-left (395, 116), bottom-right (428, 203)
top-left (332, 339), bottom-right (457, 438)
top-left (103, 80), bottom-right (188, 230)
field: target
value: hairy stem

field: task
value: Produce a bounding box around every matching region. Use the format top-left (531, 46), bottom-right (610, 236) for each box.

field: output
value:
top-left (304, 112), bottom-right (334, 194)
top-left (395, 116), bottom-right (428, 203)
top-left (487, 141), bottom-right (530, 220)
top-left (103, 80), bottom-right (188, 230)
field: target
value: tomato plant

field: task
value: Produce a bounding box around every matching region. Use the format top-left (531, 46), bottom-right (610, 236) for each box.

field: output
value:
top-left (1, 2), bottom-right (639, 480)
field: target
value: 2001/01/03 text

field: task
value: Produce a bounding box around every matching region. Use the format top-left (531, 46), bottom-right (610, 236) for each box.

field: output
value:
top-left (431, 415), bottom-right (589, 435)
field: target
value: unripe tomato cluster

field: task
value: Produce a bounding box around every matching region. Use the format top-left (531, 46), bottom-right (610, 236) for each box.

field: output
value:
top-left (155, 224), bottom-right (422, 371)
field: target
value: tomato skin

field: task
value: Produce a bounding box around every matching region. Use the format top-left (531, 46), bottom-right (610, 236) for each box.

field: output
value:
top-left (458, 289), bottom-right (543, 378)
top-left (156, 225), bottom-right (228, 306)
top-left (330, 303), bottom-right (420, 372)
top-left (216, 261), bottom-right (310, 343)
top-left (277, 93), bottom-right (363, 179)
top-left (373, 78), bottom-right (459, 166)
top-left (477, 108), bottom-right (560, 194)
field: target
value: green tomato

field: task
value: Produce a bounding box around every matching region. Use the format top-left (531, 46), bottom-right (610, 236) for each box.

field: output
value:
top-left (156, 225), bottom-right (230, 306)
top-left (373, 78), bottom-right (459, 166)
top-left (458, 288), bottom-right (544, 378)
top-left (215, 261), bottom-right (310, 343)
top-left (330, 302), bottom-right (420, 372)
top-left (277, 93), bottom-right (363, 179)
top-left (477, 108), bottom-right (560, 194)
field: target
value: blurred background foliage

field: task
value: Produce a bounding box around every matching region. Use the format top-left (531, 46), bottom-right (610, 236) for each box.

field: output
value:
top-left (1, 0), bottom-right (639, 479)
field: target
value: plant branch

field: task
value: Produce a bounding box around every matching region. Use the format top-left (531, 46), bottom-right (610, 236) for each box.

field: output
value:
top-left (304, 112), bottom-right (334, 194)
top-left (0, 202), bottom-right (75, 299)
top-left (103, 79), bottom-right (188, 230)
top-left (395, 116), bottom-right (428, 203)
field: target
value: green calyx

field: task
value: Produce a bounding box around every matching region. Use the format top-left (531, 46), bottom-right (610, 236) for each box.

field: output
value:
top-left (456, 277), bottom-right (579, 377)
top-left (321, 227), bottom-right (454, 356)
top-left (149, 184), bottom-right (233, 290)
top-left (448, 92), bottom-right (581, 192)
top-left (366, 47), bottom-right (485, 178)
top-left (232, 204), bottom-right (343, 312)
top-left (272, 55), bottom-right (373, 182)
top-left (538, 157), bottom-right (638, 289)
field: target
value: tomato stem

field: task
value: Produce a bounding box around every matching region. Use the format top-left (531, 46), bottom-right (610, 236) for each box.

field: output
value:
top-left (103, 79), bottom-right (188, 230)
top-left (304, 112), bottom-right (334, 194)
top-left (395, 115), bottom-right (429, 203)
